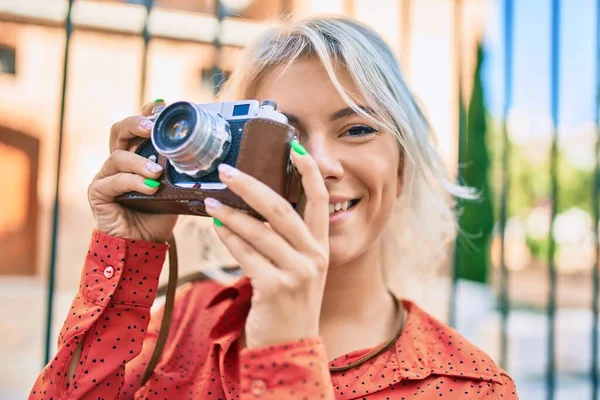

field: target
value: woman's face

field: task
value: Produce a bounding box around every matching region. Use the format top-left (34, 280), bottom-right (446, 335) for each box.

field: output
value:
top-left (253, 57), bottom-right (403, 267)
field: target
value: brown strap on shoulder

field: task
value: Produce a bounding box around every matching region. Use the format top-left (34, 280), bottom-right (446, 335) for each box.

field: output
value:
top-left (141, 235), bottom-right (178, 385)
top-left (329, 293), bottom-right (406, 372)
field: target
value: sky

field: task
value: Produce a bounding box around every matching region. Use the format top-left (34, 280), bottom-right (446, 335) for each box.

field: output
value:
top-left (482, 0), bottom-right (597, 128)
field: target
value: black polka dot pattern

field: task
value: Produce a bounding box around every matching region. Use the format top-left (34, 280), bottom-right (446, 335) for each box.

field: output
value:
top-left (29, 230), bottom-right (168, 399)
top-left (29, 231), bottom-right (519, 399)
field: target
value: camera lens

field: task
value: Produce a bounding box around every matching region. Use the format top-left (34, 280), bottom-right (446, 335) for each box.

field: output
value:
top-left (167, 117), bottom-right (190, 141)
top-left (152, 101), bottom-right (231, 177)
top-left (161, 107), bottom-right (195, 146)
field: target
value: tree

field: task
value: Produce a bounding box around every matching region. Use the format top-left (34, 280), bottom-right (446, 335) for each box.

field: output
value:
top-left (457, 42), bottom-right (495, 283)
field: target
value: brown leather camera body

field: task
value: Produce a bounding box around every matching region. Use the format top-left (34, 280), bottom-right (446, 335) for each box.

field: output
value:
top-left (116, 118), bottom-right (304, 219)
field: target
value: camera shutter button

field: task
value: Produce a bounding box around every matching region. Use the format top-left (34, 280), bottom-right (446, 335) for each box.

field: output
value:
top-left (260, 99), bottom-right (277, 110)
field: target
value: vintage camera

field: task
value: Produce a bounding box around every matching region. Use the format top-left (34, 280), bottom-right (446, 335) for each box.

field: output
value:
top-left (116, 100), bottom-right (304, 218)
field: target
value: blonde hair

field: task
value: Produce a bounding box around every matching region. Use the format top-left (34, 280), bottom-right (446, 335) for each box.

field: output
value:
top-left (215, 16), bottom-right (474, 296)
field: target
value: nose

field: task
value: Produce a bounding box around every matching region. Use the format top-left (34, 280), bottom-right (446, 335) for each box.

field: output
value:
top-left (303, 136), bottom-right (344, 181)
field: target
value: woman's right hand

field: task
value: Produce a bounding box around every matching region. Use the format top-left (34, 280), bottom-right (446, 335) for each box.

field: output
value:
top-left (88, 100), bottom-right (178, 243)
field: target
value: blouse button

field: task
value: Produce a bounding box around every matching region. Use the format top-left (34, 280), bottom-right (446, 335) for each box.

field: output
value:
top-left (103, 266), bottom-right (115, 279)
top-left (250, 379), bottom-right (267, 396)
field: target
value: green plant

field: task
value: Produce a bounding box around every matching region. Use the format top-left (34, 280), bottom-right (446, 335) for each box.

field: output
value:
top-left (457, 42), bottom-right (494, 283)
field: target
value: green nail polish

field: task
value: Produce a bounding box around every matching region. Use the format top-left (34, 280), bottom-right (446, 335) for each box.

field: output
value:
top-left (144, 178), bottom-right (160, 188)
top-left (154, 98), bottom-right (164, 103)
top-left (213, 218), bottom-right (223, 227)
top-left (291, 141), bottom-right (307, 155)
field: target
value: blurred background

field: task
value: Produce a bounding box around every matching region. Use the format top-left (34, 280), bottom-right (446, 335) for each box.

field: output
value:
top-left (0, 0), bottom-right (598, 398)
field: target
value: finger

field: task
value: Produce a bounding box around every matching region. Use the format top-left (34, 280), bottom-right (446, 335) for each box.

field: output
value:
top-left (141, 98), bottom-right (165, 117)
top-left (109, 99), bottom-right (165, 152)
top-left (97, 149), bottom-right (163, 180)
top-left (89, 172), bottom-right (160, 202)
top-left (205, 197), bottom-right (306, 272)
top-left (290, 144), bottom-right (329, 245)
top-left (217, 163), bottom-right (318, 253)
top-left (133, 99), bottom-right (165, 152)
top-left (109, 115), bottom-right (154, 153)
top-left (213, 223), bottom-right (279, 281)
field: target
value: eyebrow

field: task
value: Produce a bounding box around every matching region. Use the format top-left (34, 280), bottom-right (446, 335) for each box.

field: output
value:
top-left (282, 105), bottom-right (375, 124)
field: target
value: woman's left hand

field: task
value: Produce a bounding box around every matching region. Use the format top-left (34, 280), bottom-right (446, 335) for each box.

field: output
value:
top-left (204, 143), bottom-right (330, 349)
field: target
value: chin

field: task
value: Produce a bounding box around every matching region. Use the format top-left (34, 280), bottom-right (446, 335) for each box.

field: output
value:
top-left (327, 236), bottom-right (364, 268)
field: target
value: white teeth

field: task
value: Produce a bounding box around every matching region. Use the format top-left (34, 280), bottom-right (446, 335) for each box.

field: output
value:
top-left (329, 201), bottom-right (351, 214)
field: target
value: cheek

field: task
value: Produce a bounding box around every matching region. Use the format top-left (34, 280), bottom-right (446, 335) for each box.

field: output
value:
top-left (361, 148), bottom-right (401, 229)
top-left (364, 148), bottom-right (400, 201)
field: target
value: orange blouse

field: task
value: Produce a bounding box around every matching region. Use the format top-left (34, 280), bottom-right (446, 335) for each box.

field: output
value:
top-left (30, 230), bottom-right (518, 399)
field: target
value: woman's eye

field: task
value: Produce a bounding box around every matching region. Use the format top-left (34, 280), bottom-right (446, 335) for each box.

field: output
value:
top-left (344, 125), bottom-right (377, 137)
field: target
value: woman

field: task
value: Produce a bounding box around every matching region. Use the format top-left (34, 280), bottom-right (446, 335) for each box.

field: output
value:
top-left (30, 16), bottom-right (518, 399)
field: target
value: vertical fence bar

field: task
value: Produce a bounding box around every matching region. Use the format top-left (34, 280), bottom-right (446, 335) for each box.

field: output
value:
top-left (44, 0), bottom-right (74, 365)
top-left (591, 0), bottom-right (600, 398)
top-left (449, 0), bottom-right (464, 329)
top-left (212, 0), bottom-right (225, 96)
top-left (139, 0), bottom-right (154, 107)
top-left (546, 0), bottom-right (560, 398)
top-left (498, 0), bottom-right (514, 370)
top-left (281, 0), bottom-right (293, 16)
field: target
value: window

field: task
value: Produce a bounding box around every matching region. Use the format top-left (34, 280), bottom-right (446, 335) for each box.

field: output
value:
top-left (201, 67), bottom-right (231, 93)
top-left (0, 45), bottom-right (16, 75)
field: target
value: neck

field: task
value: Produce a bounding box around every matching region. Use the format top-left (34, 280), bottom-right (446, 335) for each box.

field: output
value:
top-left (319, 239), bottom-right (395, 329)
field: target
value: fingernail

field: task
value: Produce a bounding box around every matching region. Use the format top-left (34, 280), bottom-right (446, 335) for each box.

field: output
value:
top-left (218, 163), bottom-right (238, 179)
top-left (144, 178), bottom-right (160, 188)
top-left (204, 197), bottom-right (222, 209)
top-left (144, 161), bottom-right (163, 174)
top-left (291, 141), bottom-right (308, 155)
top-left (213, 218), bottom-right (223, 227)
top-left (154, 98), bottom-right (164, 103)
top-left (151, 105), bottom-right (165, 115)
top-left (140, 118), bottom-right (154, 130)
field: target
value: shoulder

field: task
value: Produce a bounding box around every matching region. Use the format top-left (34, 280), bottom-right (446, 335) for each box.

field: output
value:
top-left (401, 301), bottom-right (518, 398)
top-left (168, 267), bottom-right (247, 311)
top-left (149, 267), bottom-right (247, 328)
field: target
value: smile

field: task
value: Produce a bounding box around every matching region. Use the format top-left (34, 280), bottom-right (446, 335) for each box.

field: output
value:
top-left (328, 199), bottom-right (360, 215)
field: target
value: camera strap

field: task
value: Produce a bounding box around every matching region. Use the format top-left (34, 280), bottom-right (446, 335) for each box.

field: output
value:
top-left (139, 235), bottom-right (407, 383)
top-left (139, 173), bottom-right (306, 386)
top-left (137, 177), bottom-right (404, 382)
top-left (141, 235), bottom-right (178, 386)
